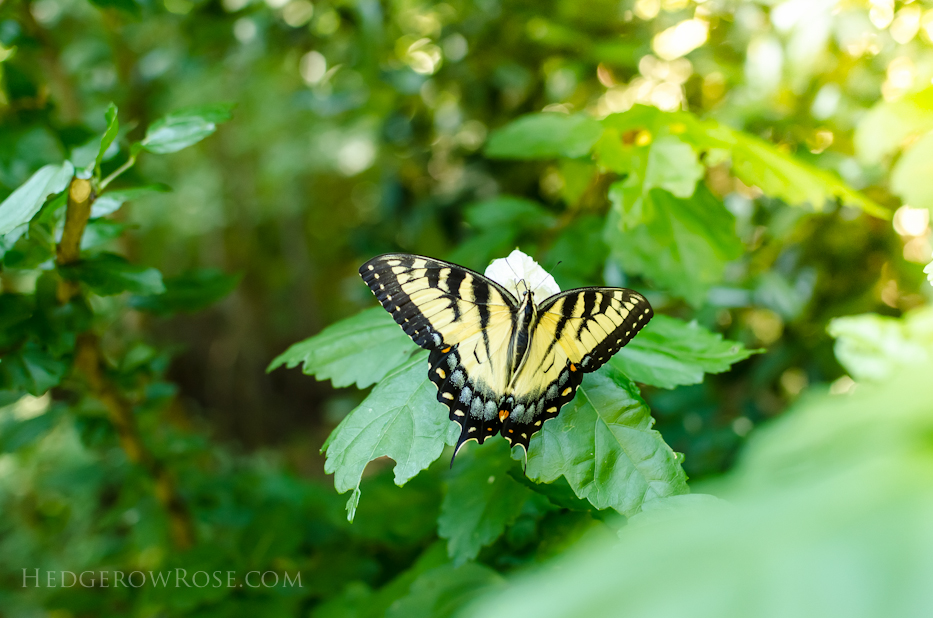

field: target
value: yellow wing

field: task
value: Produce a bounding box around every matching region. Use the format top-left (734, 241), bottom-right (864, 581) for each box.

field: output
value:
top-left (499, 287), bottom-right (653, 451)
top-left (359, 254), bottom-right (519, 456)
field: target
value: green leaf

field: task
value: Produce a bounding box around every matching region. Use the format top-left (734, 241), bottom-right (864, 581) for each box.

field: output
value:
top-left (0, 161), bottom-right (74, 237)
top-left (891, 131), bottom-right (933, 213)
top-left (59, 252), bottom-right (165, 296)
top-left (465, 362), bottom-right (933, 618)
top-left (386, 562), bottom-right (505, 618)
top-left (855, 87), bottom-right (933, 165)
top-left (610, 315), bottom-right (758, 389)
top-left (485, 113), bottom-right (603, 159)
top-left (322, 354), bottom-right (456, 520)
top-left (601, 105), bottom-right (886, 217)
top-left (506, 470), bottom-right (594, 511)
top-left (605, 186), bottom-right (743, 307)
top-left (268, 307), bottom-right (418, 389)
top-left (129, 269), bottom-right (240, 315)
top-left (0, 405), bottom-right (62, 453)
top-left (91, 183), bottom-right (171, 218)
top-left (463, 196), bottom-right (557, 231)
top-left (597, 129), bottom-right (704, 229)
top-left (513, 364), bottom-right (688, 515)
top-left (828, 307), bottom-right (933, 382)
top-left (97, 103), bottom-right (119, 168)
top-left (726, 128), bottom-right (888, 218)
top-left (438, 440), bottom-right (534, 565)
top-left (0, 345), bottom-right (69, 396)
top-left (142, 103), bottom-right (234, 154)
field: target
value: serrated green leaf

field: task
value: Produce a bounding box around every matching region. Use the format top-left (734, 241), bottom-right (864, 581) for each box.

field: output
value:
top-left (129, 268), bottom-right (240, 315)
top-left (91, 183), bottom-right (171, 218)
top-left (59, 252), bottom-right (165, 296)
top-left (855, 87), bottom-right (933, 165)
top-left (606, 186), bottom-right (743, 306)
top-left (611, 315), bottom-right (757, 389)
top-left (485, 113), bottom-right (603, 159)
top-left (726, 128), bottom-right (887, 218)
top-left (0, 161), bottom-right (74, 237)
top-left (438, 440), bottom-right (534, 565)
top-left (828, 307), bottom-right (933, 382)
top-left (891, 131), bottom-right (933, 213)
top-left (386, 562), bottom-right (505, 618)
top-left (268, 307), bottom-right (418, 389)
top-left (323, 354), bottom-right (456, 519)
top-left (142, 103), bottom-right (234, 154)
top-left (463, 196), bottom-right (557, 230)
top-left (513, 364), bottom-right (688, 515)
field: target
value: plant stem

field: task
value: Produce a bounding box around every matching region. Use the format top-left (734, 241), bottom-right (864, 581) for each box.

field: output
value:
top-left (56, 176), bottom-right (196, 550)
top-left (98, 153), bottom-right (137, 191)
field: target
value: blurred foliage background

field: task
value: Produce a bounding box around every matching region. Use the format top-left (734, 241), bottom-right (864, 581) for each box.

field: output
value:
top-left (1, 0), bottom-right (933, 614)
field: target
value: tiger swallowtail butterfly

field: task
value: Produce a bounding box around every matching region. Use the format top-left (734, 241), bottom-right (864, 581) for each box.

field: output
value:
top-left (360, 253), bottom-right (653, 463)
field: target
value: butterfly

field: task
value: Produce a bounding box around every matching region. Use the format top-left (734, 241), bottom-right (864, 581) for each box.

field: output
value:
top-left (359, 253), bottom-right (653, 463)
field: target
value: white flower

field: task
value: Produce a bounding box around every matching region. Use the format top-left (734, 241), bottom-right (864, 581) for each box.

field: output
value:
top-left (485, 249), bottom-right (561, 300)
top-left (925, 252), bottom-right (933, 286)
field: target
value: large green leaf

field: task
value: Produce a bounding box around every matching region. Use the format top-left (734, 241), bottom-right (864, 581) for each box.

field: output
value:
top-left (437, 440), bottom-right (535, 565)
top-left (890, 131), bottom-right (933, 213)
top-left (601, 106), bottom-right (886, 218)
top-left (611, 315), bottom-right (757, 389)
top-left (322, 354), bottom-right (456, 520)
top-left (605, 186), bottom-right (743, 307)
top-left (268, 307), bottom-right (418, 389)
top-left (484, 113), bottom-right (603, 159)
top-left (386, 562), bottom-right (505, 618)
top-left (828, 307), bottom-right (933, 382)
top-left (0, 161), bottom-right (74, 237)
top-left (512, 364), bottom-right (688, 515)
top-left (59, 252), bottom-right (165, 296)
top-left (854, 87), bottom-right (933, 165)
top-left (465, 363), bottom-right (933, 618)
top-left (142, 104), bottom-right (234, 154)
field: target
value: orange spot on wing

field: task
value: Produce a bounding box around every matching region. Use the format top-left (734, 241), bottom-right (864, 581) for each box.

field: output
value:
top-left (441, 346), bottom-right (451, 353)
top-left (570, 363), bottom-right (577, 372)
top-left (498, 410), bottom-right (509, 422)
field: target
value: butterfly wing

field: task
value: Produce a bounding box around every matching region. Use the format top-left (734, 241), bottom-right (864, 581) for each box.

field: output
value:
top-left (359, 254), bottom-right (519, 456)
top-left (499, 287), bottom-right (653, 451)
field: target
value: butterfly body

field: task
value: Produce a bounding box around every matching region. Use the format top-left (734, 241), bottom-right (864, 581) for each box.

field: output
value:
top-left (360, 253), bottom-right (653, 461)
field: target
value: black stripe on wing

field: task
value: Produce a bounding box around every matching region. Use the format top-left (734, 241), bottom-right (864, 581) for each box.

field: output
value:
top-left (428, 347), bottom-right (503, 464)
top-left (359, 253), bottom-right (517, 351)
top-left (538, 287), bottom-right (653, 374)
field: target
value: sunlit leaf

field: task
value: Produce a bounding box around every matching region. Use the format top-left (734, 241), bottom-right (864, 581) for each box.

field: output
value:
top-left (855, 87), bottom-right (933, 165)
top-left (97, 103), bottom-right (120, 168)
top-left (891, 131), bottom-right (933, 214)
top-left (485, 113), bottom-right (603, 159)
top-left (268, 307), bottom-right (418, 389)
top-left (611, 315), bottom-right (757, 389)
top-left (142, 103), bottom-right (234, 154)
top-left (0, 162), bottom-right (74, 237)
top-left (513, 364), bottom-right (688, 515)
top-left (828, 307), bottom-right (933, 381)
top-left (322, 354), bottom-right (456, 520)
top-left (438, 440), bottom-right (534, 565)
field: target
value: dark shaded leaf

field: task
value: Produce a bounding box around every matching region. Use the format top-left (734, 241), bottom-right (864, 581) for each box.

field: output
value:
top-left (59, 252), bottom-right (165, 296)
